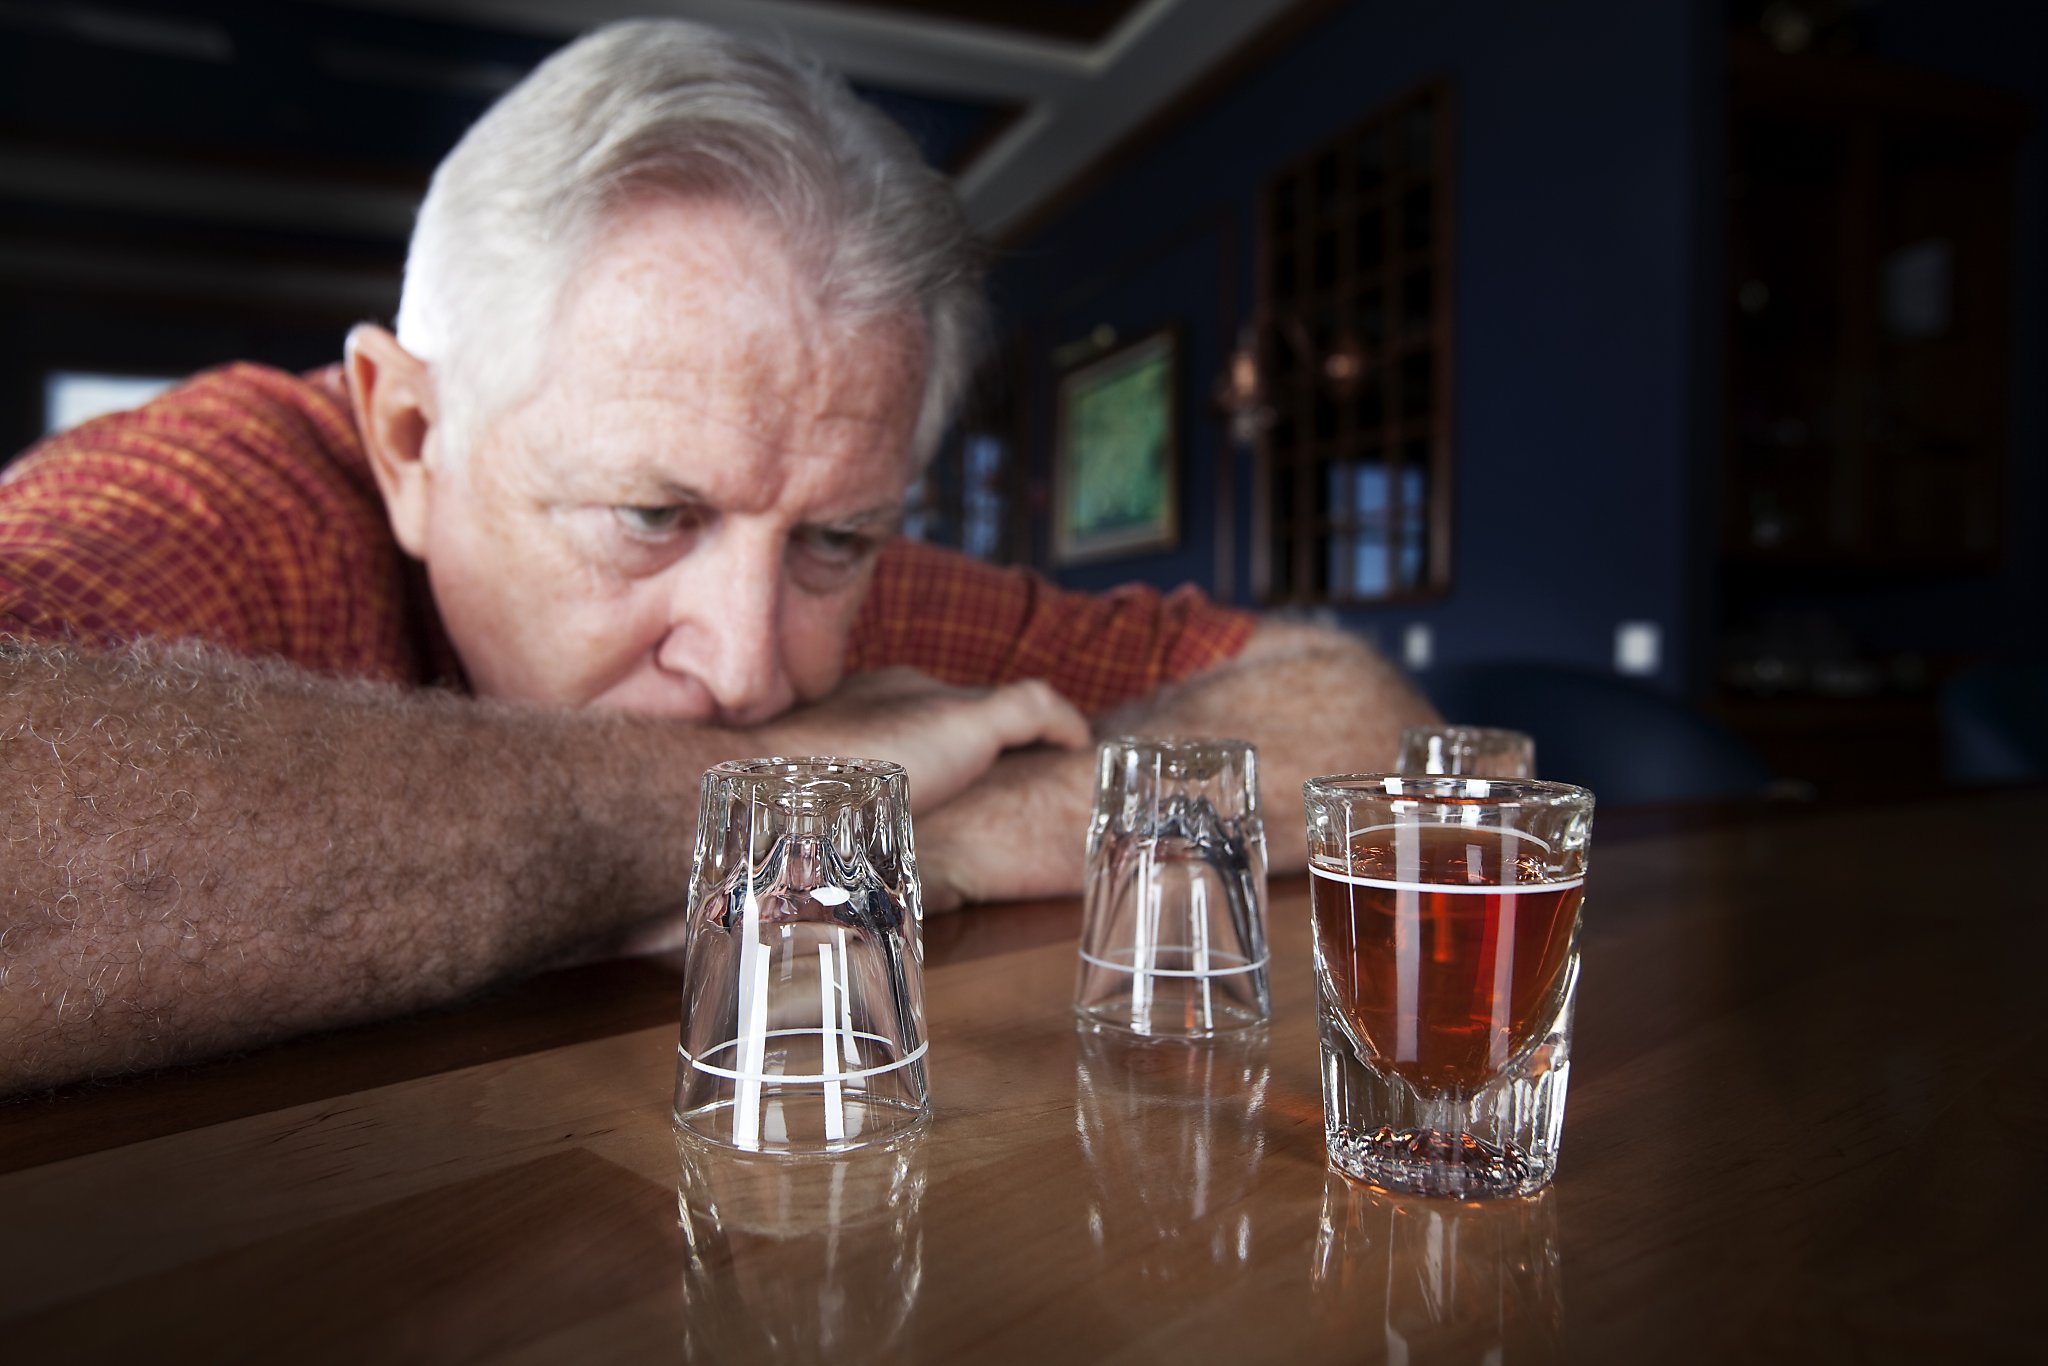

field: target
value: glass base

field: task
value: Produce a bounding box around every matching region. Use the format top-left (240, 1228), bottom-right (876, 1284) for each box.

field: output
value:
top-left (673, 1025), bottom-right (929, 1155)
top-left (675, 1094), bottom-right (927, 1155)
top-left (1320, 957), bottom-right (1577, 1200)
top-left (1326, 1123), bottom-right (1549, 1199)
top-left (1073, 945), bottom-right (1271, 1039)
top-left (1075, 996), bottom-right (1268, 1039)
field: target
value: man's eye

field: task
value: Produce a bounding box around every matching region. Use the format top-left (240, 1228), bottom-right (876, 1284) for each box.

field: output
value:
top-left (613, 505), bottom-right (688, 536)
top-left (796, 527), bottom-right (873, 566)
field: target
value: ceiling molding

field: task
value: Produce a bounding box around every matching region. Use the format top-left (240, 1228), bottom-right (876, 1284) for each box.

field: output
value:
top-left (0, 239), bottom-right (401, 317)
top-left (957, 0), bottom-right (1300, 235)
top-left (0, 147), bottom-right (420, 240)
top-left (799, 0), bottom-right (1149, 46)
top-left (328, 0), bottom-right (1096, 97)
top-left (325, 0), bottom-right (1309, 236)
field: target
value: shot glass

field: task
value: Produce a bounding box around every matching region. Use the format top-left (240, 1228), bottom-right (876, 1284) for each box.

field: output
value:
top-left (1075, 737), bottom-right (1270, 1037)
top-left (1303, 775), bottom-right (1594, 1197)
top-left (1396, 724), bottom-right (1536, 778)
top-left (673, 757), bottom-right (929, 1154)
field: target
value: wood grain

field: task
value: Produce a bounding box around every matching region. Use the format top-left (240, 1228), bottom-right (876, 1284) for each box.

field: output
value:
top-left (4, 1148), bottom-right (685, 1363)
top-left (0, 791), bottom-right (2040, 1362)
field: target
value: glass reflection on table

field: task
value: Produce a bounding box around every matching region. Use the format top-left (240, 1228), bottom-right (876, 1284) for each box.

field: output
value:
top-left (1312, 1174), bottom-right (1564, 1363)
top-left (674, 1128), bottom-right (925, 1364)
top-left (1073, 1023), bottom-right (1272, 1288)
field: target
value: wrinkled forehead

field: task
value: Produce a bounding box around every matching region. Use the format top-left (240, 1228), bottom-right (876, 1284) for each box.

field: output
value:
top-left (567, 194), bottom-right (918, 337)
top-left (452, 198), bottom-right (926, 501)
top-left (548, 195), bottom-right (927, 413)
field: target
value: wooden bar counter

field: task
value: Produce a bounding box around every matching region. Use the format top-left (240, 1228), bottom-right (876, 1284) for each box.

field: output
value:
top-left (2, 790), bottom-right (2042, 1362)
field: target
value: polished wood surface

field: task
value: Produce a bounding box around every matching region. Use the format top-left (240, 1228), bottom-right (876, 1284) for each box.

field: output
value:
top-left (2, 791), bottom-right (2042, 1362)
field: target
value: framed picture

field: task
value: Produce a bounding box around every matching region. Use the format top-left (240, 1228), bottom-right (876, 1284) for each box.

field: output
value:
top-left (1052, 328), bottom-right (1180, 565)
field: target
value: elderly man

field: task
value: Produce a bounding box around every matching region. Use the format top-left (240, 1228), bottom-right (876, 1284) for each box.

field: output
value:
top-left (0, 21), bottom-right (1430, 1094)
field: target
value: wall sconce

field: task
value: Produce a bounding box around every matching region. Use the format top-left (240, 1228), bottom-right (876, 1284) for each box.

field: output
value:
top-left (1321, 336), bottom-right (1365, 388)
top-left (1214, 325), bottom-right (1273, 446)
top-left (1215, 318), bottom-right (1370, 447)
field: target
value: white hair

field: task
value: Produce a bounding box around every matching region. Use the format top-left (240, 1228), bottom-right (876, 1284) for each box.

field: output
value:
top-left (395, 19), bottom-right (985, 463)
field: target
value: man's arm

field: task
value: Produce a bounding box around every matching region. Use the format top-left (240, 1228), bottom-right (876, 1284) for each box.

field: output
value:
top-left (0, 640), bottom-right (1083, 1095)
top-left (913, 621), bottom-right (1438, 907)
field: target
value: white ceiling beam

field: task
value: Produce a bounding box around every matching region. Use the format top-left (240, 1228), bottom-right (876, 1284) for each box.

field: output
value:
top-left (960, 0), bottom-right (1299, 235)
top-left (325, 0), bottom-right (1092, 100)
top-left (334, 0), bottom-right (1303, 236)
top-left (178, 1), bottom-right (1302, 241)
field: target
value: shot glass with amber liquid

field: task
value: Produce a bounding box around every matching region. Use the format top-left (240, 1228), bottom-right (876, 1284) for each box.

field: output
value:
top-left (1303, 775), bottom-right (1594, 1198)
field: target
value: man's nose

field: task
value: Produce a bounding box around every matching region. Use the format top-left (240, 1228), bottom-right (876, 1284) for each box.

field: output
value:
top-left (658, 532), bottom-right (795, 726)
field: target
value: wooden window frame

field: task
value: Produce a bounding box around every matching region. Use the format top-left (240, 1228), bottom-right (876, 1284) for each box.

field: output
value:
top-left (1253, 80), bottom-right (1456, 606)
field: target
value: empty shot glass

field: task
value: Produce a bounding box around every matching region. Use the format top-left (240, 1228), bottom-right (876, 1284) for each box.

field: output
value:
top-left (1396, 725), bottom-right (1536, 779)
top-left (1075, 737), bottom-right (1271, 1037)
top-left (673, 757), bottom-right (929, 1154)
top-left (1304, 775), bottom-right (1594, 1197)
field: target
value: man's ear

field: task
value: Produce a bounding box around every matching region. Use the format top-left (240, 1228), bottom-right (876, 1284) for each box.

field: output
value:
top-left (345, 324), bottom-right (438, 559)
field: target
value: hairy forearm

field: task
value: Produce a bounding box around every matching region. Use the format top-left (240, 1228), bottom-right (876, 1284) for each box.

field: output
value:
top-left (0, 640), bottom-right (711, 1094)
top-left (915, 745), bottom-right (1094, 909)
top-left (917, 623), bottom-right (1436, 904)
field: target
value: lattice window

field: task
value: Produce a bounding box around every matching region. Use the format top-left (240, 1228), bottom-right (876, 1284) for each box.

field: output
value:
top-left (1257, 83), bottom-right (1454, 604)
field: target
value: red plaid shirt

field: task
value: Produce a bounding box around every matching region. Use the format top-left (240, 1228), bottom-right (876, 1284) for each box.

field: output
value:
top-left (0, 363), bottom-right (1253, 712)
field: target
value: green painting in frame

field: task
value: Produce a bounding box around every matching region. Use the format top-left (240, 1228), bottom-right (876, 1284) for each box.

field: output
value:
top-left (1052, 328), bottom-right (1180, 565)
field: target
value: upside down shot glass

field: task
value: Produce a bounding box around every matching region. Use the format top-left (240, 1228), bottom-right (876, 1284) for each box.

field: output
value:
top-left (673, 757), bottom-right (929, 1154)
top-left (1074, 737), bottom-right (1271, 1038)
top-left (1396, 724), bottom-right (1537, 779)
top-left (1304, 775), bottom-right (1594, 1197)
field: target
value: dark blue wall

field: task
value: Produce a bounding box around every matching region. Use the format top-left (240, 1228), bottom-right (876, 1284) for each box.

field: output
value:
top-left (995, 0), bottom-right (1715, 694)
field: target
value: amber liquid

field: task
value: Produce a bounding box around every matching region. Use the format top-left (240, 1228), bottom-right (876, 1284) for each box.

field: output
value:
top-left (1310, 825), bottom-right (1582, 1090)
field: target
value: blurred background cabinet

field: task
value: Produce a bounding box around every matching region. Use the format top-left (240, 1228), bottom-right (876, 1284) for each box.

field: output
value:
top-left (1714, 29), bottom-right (2027, 797)
top-left (1724, 32), bottom-right (2021, 571)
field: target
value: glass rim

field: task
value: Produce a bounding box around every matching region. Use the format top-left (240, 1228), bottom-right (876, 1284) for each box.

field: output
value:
top-left (1397, 723), bottom-right (1534, 743)
top-left (1097, 735), bottom-right (1256, 756)
top-left (706, 756), bottom-right (907, 786)
top-left (1302, 772), bottom-right (1593, 807)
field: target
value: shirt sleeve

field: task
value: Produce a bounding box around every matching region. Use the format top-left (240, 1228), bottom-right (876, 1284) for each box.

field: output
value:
top-left (0, 363), bottom-right (408, 678)
top-left (845, 538), bottom-right (1258, 715)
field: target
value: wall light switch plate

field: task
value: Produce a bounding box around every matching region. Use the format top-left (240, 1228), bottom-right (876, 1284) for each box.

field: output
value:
top-left (1403, 623), bottom-right (1433, 671)
top-left (1615, 621), bottom-right (1661, 677)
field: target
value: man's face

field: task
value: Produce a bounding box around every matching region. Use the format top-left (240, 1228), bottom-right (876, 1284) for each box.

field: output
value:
top-left (406, 197), bottom-right (925, 724)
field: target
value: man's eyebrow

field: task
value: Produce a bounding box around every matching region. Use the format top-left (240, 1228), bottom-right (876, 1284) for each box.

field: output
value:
top-left (550, 468), bottom-right (711, 502)
top-left (644, 479), bottom-right (712, 504)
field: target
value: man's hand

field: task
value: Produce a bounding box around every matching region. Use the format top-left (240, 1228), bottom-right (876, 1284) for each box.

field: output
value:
top-left (901, 622), bottom-right (1439, 911)
top-left (761, 668), bottom-right (1090, 811)
top-left (606, 669), bottom-right (1088, 952)
top-left (914, 745), bottom-right (1095, 912)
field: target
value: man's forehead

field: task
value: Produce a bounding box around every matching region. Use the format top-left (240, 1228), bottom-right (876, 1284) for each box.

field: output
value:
top-left (550, 203), bottom-right (924, 418)
top-left (510, 387), bottom-right (914, 506)
top-left (472, 197), bottom-right (921, 472)
top-left (588, 319), bottom-right (919, 425)
top-left (568, 198), bottom-right (920, 353)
